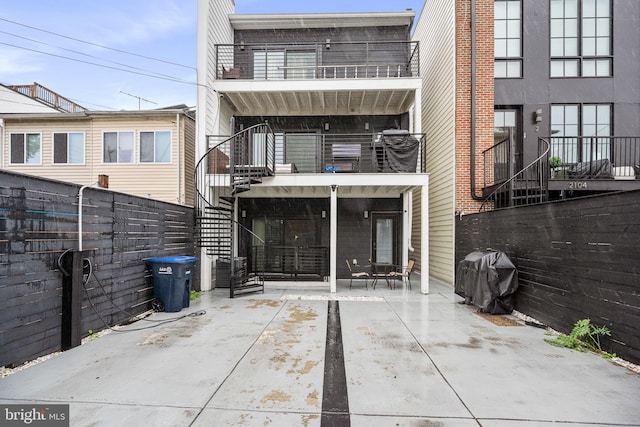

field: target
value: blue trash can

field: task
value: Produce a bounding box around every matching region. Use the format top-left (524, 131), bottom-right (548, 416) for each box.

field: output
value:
top-left (147, 256), bottom-right (199, 312)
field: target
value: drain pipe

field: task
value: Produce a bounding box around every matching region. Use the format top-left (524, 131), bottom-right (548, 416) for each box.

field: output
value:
top-left (78, 182), bottom-right (97, 251)
top-left (469, 0), bottom-right (483, 201)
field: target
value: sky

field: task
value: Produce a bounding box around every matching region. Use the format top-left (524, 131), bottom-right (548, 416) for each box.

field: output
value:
top-left (0, 0), bottom-right (424, 111)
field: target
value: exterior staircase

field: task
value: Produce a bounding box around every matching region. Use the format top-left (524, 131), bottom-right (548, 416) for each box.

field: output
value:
top-left (195, 123), bottom-right (275, 297)
top-left (480, 138), bottom-right (551, 211)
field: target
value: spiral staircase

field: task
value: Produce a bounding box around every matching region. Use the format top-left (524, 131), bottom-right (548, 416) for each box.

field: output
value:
top-left (195, 123), bottom-right (275, 297)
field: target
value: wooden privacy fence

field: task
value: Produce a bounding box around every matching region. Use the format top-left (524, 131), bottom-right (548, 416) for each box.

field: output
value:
top-left (0, 171), bottom-right (196, 367)
top-left (456, 190), bottom-right (640, 364)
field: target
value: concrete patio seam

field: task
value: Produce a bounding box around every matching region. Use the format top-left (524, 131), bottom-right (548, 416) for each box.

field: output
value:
top-left (188, 299), bottom-right (289, 426)
top-left (382, 296), bottom-right (480, 423)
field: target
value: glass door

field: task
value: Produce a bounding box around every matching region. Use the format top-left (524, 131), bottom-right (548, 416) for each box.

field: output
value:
top-left (494, 108), bottom-right (522, 179)
top-left (371, 214), bottom-right (398, 265)
top-left (284, 133), bottom-right (319, 172)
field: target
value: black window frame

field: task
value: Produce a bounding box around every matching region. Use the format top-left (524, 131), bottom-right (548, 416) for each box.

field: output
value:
top-left (549, 0), bottom-right (613, 78)
top-left (494, 0), bottom-right (524, 79)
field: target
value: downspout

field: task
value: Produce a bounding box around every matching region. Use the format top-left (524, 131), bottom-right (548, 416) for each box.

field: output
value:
top-left (470, 0), bottom-right (484, 200)
top-left (78, 183), bottom-right (97, 251)
top-left (176, 112), bottom-right (181, 204)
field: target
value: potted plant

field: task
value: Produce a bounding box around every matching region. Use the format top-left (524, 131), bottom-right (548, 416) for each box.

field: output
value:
top-left (549, 156), bottom-right (565, 178)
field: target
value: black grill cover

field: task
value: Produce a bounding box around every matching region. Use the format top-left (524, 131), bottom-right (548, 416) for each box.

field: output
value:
top-left (455, 251), bottom-right (519, 314)
top-left (375, 129), bottom-right (420, 172)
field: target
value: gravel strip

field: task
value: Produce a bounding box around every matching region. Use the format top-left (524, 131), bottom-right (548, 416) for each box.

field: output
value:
top-left (1, 328), bottom-right (115, 379)
top-left (512, 310), bottom-right (640, 375)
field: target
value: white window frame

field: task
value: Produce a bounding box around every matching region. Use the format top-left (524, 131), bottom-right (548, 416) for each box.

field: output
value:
top-left (103, 131), bottom-right (135, 164)
top-left (140, 130), bottom-right (172, 163)
top-left (10, 132), bottom-right (42, 165)
top-left (53, 132), bottom-right (85, 165)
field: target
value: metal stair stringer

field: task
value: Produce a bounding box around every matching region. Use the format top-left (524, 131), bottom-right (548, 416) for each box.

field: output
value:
top-left (195, 123), bottom-right (276, 297)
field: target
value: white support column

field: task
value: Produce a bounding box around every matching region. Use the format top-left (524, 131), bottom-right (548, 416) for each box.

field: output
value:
top-left (402, 191), bottom-right (411, 282)
top-left (330, 185), bottom-right (338, 293)
top-left (421, 182), bottom-right (429, 294)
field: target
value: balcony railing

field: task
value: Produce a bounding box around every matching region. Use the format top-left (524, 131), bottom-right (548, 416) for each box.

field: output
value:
top-left (548, 136), bottom-right (640, 180)
top-left (10, 82), bottom-right (87, 113)
top-left (207, 132), bottom-right (426, 175)
top-left (215, 41), bottom-right (419, 81)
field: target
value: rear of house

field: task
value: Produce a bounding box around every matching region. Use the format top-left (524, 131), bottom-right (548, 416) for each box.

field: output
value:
top-left (196, 1), bottom-right (429, 294)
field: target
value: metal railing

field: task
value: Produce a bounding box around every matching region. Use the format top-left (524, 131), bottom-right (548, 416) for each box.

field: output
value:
top-left (479, 138), bottom-right (550, 212)
top-left (195, 123), bottom-right (275, 296)
top-left (207, 132), bottom-right (426, 175)
top-left (10, 82), bottom-right (87, 113)
top-left (196, 124), bottom-right (276, 217)
top-left (548, 136), bottom-right (640, 180)
top-left (215, 41), bottom-right (419, 81)
top-left (482, 137), bottom-right (511, 189)
top-left (250, 245), bottom-right (329, 279)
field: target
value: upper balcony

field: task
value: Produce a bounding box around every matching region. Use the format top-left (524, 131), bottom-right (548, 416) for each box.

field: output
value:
top-left (215, 41), bottom-right (419, 80)
top-left (206, 131), bottom-right (426, 176)
top-left (213, 41), bottom-right (421, 116)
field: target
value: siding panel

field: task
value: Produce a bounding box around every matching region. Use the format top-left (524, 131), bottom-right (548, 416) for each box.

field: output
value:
top-left (2, 112), bottom-right (195, 205)
top-left (413, 0), bottom-right (456, 284)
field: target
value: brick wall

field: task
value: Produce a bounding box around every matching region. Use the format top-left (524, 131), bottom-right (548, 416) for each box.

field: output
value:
top-left (455, 0), bottom-right (495, 214)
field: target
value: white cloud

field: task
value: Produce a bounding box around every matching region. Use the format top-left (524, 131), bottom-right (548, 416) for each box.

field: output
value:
top-left (91, 1), bottom-right (195, 47)
top-left (0, 47), bottom-right (43, 76)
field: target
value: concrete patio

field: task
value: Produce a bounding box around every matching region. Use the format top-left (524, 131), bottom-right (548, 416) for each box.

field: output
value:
top-left (1, 278), bottom-right (639, 426)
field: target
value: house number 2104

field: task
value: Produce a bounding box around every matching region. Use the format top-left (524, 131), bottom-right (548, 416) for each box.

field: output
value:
top-left (567, 181), bottom-right (588, 189)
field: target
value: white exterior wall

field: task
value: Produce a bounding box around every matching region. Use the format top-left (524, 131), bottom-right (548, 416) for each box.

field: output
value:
top-left (413, 0), bottom-right (457, 285)
top-left (1, 115), bottom-right (192, 205)
top-left (0, 86), bottom-right (59, 114)
top-left (0, 85), bottom-right (59, 171)
top-left (197, 0), bottom-right (235, 290)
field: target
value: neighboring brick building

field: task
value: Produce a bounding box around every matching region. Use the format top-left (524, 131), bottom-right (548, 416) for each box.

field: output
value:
top-left (417, 0), bottom-right (640, 285)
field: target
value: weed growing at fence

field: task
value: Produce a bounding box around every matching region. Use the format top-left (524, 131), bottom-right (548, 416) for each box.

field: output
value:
top-left (545, 318), bottom-right (616, 359)
top-left (190, 290), bottom-right (200, 301)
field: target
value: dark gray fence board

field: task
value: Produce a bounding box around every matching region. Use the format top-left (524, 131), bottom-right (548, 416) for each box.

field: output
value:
top-left (0, 170), bottom-right (195, 367)
top-left (456, 190), bottom-right (640, 364)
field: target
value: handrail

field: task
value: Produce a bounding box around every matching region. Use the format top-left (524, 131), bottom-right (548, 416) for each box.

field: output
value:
top-left (10, 82), bottom-right (87, 113)
top-left (482, 136), bottom-right (510, 188)
top-left (479, 138), bottom-right (551, 212)
top-left (195, 123), bottom-right (272, 212)
top-left (195, 123), bottom-right (275, 246)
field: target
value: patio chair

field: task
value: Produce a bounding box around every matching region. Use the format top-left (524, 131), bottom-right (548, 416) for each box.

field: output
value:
top-left (392, 259), bottom-right (414, 289)
top-left (346, 259), bottom-right (368, 289)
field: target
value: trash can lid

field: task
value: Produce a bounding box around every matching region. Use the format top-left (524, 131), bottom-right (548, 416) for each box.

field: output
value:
top-left (147, 256), bottom-right (199, 264)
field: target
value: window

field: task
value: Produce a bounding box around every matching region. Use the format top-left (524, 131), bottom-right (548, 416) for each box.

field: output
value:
top-left (140, 131), bottom-right (171, 163)
top-left (285, 51), bottom-right (316, 79)
top-left (550, 0), bottom-right (611, 77)
top-left (550, 104), bottom-right (611, 162)
top-left (10, 133), bottom-right (41, 164)
top-left (103, 131), bottom-right (134, 163)
top-left (495, 0), bottom-right (522, 78)
top-left (254, 51), bottom-right (285, 80)
top-left (581, 104), bottom-right (611, 161)
top-left (53, 132), bottom-right (85, 164)
top-left (253, 50), bottom-right (316, 80)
